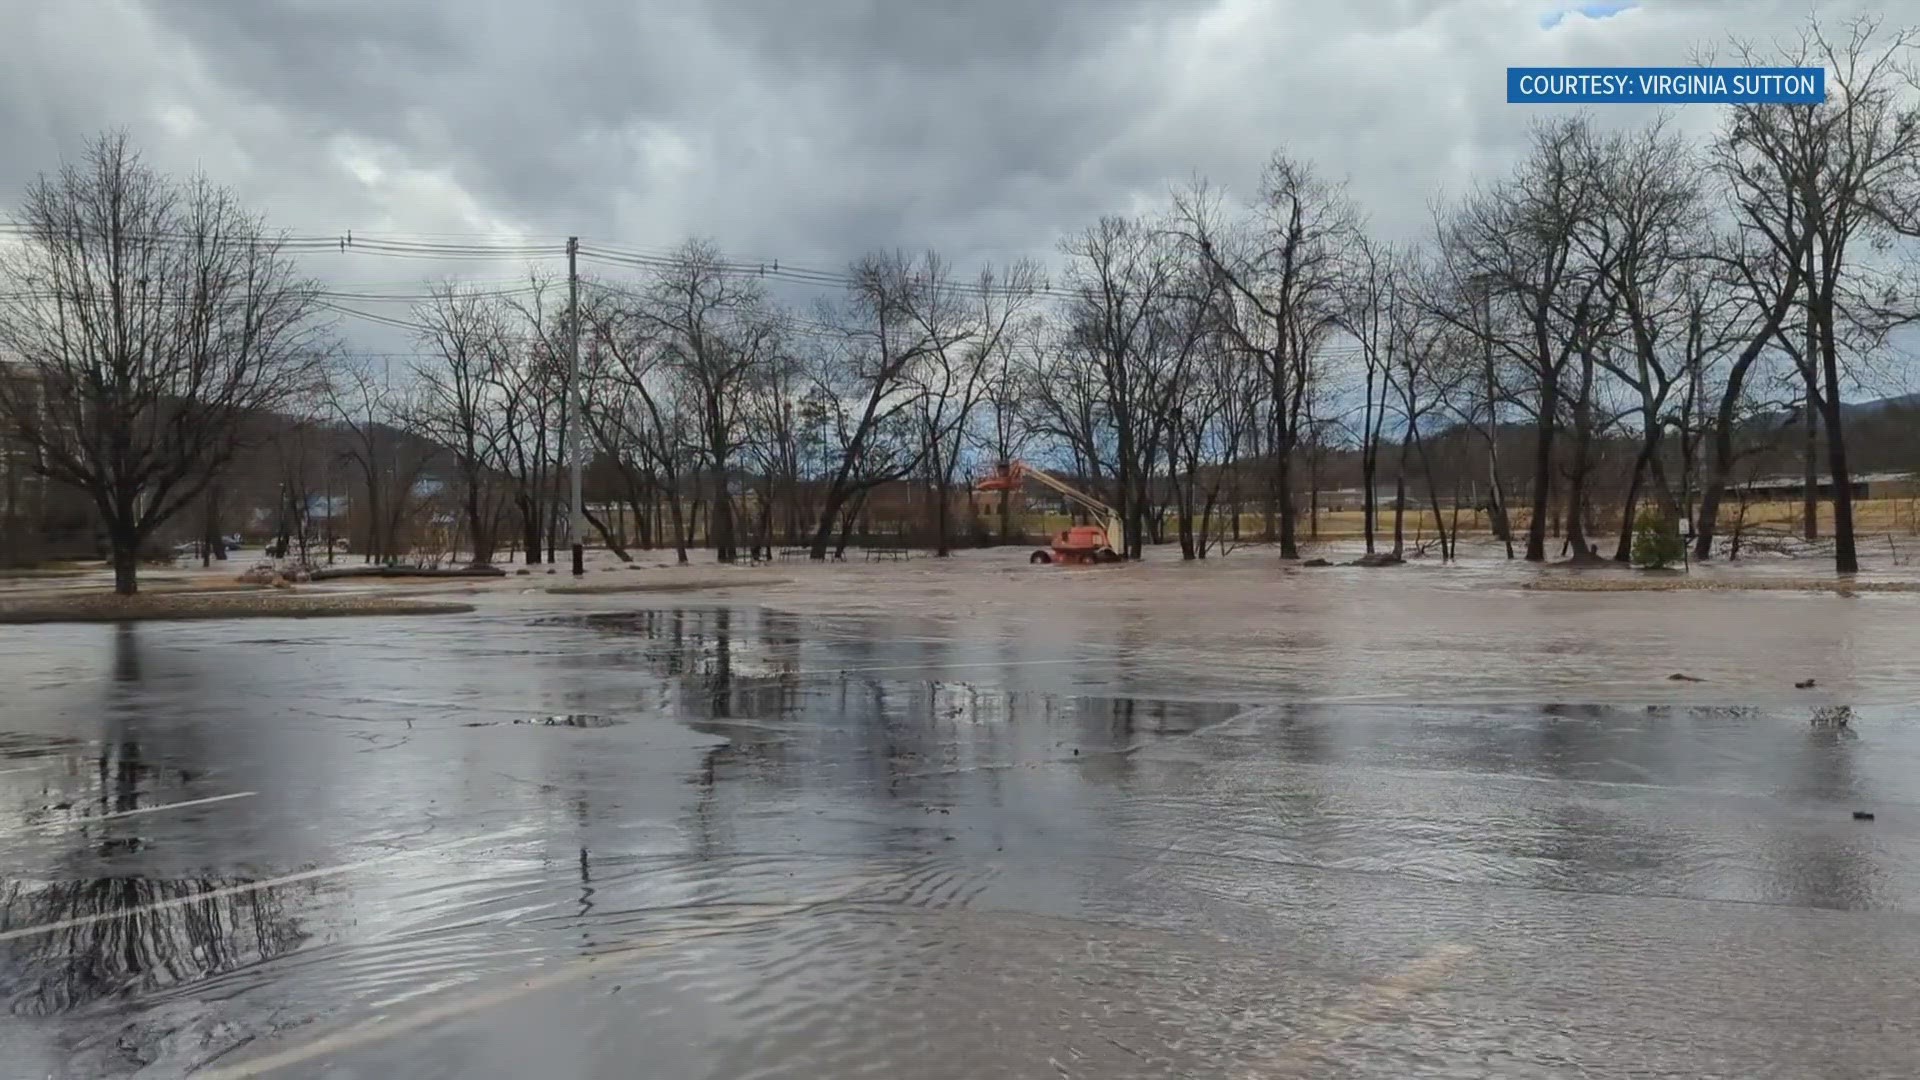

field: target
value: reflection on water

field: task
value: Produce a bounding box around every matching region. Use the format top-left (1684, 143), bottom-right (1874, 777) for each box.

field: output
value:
top-left (0, 876), bottom-right (308, 1016)
top-left (2, 603), bottom-right (1917, 1077)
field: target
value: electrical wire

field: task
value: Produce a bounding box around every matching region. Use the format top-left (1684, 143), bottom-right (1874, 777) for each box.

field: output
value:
top-left (4, 225), bottom-right (1378, 360)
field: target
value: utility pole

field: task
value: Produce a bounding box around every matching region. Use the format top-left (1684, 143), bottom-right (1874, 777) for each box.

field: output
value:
top-left (567, 236), bottom-right (585, 576)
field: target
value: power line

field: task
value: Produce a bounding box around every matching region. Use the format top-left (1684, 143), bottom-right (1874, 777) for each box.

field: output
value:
top-left (4, 225), bottom-right (1377, 361)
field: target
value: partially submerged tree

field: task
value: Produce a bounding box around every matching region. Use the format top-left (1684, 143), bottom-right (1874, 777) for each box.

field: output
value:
top-left (804, 251), bottom-right (945, 560)
top-left (1709, 16), bottom-right (1920, 571)
top-left (1179, 156), bottom-right (1357, 559)
top-left (0, 133), bottom-right (324, 593)
top-left (411, 285), bottom-right (511, 565)
top-left (1436, 118), bottom-right (1612, 562)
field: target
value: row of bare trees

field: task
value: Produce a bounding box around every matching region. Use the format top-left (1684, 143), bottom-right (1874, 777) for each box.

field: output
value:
top-left (5, 16), bottom-right (1919, 593)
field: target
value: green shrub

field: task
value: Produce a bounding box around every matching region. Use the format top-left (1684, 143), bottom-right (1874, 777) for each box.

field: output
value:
top-left (1632, 509), bottom-right (1685, 569)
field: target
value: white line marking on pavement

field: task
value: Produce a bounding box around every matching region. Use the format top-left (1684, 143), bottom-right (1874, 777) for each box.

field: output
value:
top-left (1248, 942), bottom-right (1476, 1079)
top-left (0, 828), bottom-right (526, 945)
top-left (40, 790), bottom-right (257, 828)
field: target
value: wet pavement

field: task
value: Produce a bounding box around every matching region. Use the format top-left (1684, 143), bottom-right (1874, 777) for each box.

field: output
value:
top-left (3, 573), bottom-right (1920, 1077)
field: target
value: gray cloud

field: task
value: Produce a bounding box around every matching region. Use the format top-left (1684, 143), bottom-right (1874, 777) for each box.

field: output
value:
top-left (0, 0), bottom-right (1885, 352)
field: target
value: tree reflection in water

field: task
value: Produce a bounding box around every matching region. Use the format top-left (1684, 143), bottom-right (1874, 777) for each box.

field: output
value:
top-left (0, 876), bottom-right (308, 1017)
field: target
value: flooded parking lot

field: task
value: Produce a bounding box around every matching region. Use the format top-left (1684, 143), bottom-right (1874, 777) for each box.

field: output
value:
top-left (3, 557), bottom-right (1920, 1077)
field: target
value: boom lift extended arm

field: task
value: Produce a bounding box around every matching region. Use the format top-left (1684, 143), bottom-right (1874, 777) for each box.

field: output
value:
top-left (974, 461), bottom-right (1125, 562)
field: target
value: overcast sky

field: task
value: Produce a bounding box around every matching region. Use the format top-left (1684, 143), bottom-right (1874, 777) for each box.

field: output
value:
top-left (0, 0), bottom-right (1883, 354)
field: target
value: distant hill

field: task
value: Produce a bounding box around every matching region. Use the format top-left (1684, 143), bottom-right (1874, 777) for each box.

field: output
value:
top-left (1750, 391), bottom-right (1920, 429)
top-left (1842, 392), bottom-right (1920, 418)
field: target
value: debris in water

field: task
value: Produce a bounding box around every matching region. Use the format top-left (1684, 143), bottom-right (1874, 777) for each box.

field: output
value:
top-left (1811, 706), bottom-right (1852, 728)
top-left (515, 713), bottom-right (620, 728)
top-left (1853, 811), bottom-right (1876, 821)
top-left (1301, 558), bottom-right (1332, 568)
top-left (1350, 552), bottom-right (1405, 567)
top-left (1795, 678), bottom-right (1818, 689)
top-left (1667, 673), bottom-right (1705, 682)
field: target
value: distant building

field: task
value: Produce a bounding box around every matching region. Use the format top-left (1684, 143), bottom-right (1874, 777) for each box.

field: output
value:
top-left (1740, 472), bottom-right (1919, 502)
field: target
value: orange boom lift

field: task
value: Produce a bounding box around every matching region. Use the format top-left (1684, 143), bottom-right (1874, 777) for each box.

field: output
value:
top-left (974, 460), bottom-right (1125, 565)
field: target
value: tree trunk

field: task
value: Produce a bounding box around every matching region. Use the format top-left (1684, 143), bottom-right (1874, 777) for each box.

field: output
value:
top-left (833, 494), bottom-right (864, 560)
top-left (465, 478), bottom-right (495, 566)
top-left (1391, 435), bottom-right (1408, 559)
top-left (934, 477), bottom-right (953, 557)
top-left (1276, 451), bottom-right (1299, 559)
top-left (1413, 427), bottom-right (1450, 561)
top-left (1175, 451), bottom-right (1197, 560)
top-left (711, 460), bottom-right (735, 564)
top-left (1308, 452), bottom-right (1320, 541)
top-left (582, 504), bottom-right (632, 562)
top-left (520, 494), bottom-right (542, 565)
top-left (808, 489), bottom-right (848, 561)
top-left (1693, 412), bottom-right (1738, 561)
top-left (1525, 377), bottom-right (1560, 562)
top-left (1564, 355), bottom-right (1597, 562)
top-left (1802, 388), bottom-right (1820, 541)
top-left (1116, 424), bottom-right (1140, 559)
top-left (1818, 328), bottom-right (1858, 573)
top-left (666, 494), bottom-right (689, 564)
top-left (637, 490), bottom-right (660, 553)
top-left (111, 529), bottom-right (139, 596)
top-left (1361, 383), bottom-right (1378, 555)
top-left (1613, 432), bottom-right (1660, 563)
top-left (1479, 307), bottom-right (1511, 548)
top-left (753, 489), bottom-right (776, 561)
top-left (1263, 458), bottom-right (1277, 543)
top-left (204, 485), bottom-right (226, 567)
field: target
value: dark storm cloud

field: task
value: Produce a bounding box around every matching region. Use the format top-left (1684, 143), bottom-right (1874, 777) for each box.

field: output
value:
top-left (0, 0), bottom-right (1890, 355)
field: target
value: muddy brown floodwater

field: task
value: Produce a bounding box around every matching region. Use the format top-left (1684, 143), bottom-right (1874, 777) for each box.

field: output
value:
top-left (2, 546), bottom-right (1919, 1078)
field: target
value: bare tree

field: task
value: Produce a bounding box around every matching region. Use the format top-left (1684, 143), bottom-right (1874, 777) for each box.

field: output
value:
top-left (1019, 318), bottom-right (1111, 511)
top-left (637, 240), bottom-right (779, 564)
top-left (1436, 119), bottom-right (1611, 562)
top-left (1390, 261), bottom-right (1471, 560)
top-left (1714, 16), bottom-right (1920, 571)
top-left (910, 258), bottom-right (1041, 556)
top-left (741, 340), bottom-right (807, 560)
top-left (1059, 215), bottom-right (1185, 559)
top-left (1179, 156), bottom-right (1356, 559)
top-left (0, 133), bottom-right (324, 593)
top-left (496, 276), bottom-right (572, 564)
top-left (267, 414), bottom-right (328, 564)
top-left (805, 251), bottom-right (944, 560)
top-left (1576, 120), bottom-right (1711, 561)
top-left (1334, 233), bottom-right (1405, 554)
top-left (974, 315), bottom-right (1045, 543)
top-left (580, 281), bottom-right (697, 563)
top-left (411, 286), bottom-right (510, 565)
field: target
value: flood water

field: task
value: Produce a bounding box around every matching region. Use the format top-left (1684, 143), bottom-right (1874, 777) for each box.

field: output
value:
top-left (3, 580), bottom-right (1919, 1077)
